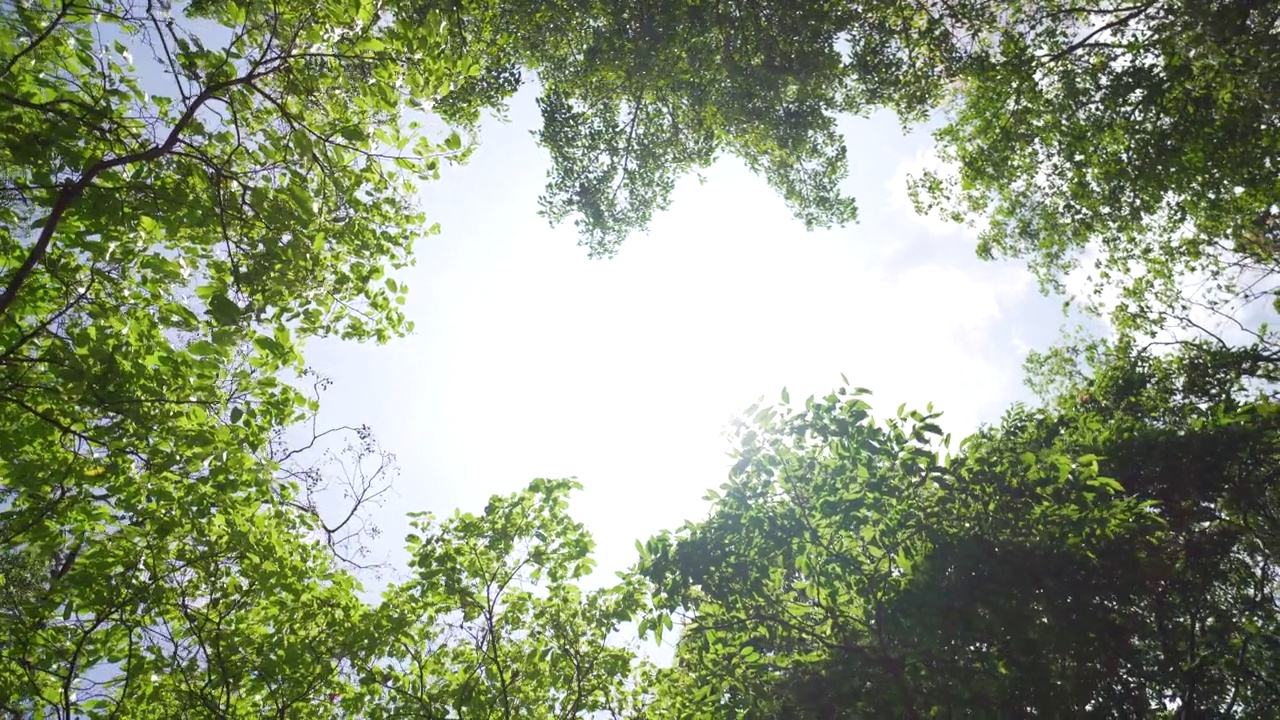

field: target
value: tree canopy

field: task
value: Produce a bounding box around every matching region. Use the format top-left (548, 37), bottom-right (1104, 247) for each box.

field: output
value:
top-left (444, 0), bottom-right (1280, 328)
top-left (9, 0), bottom-right (1279, 313)
top-left (639, 342), bottom-right (1280, 717)
top-left (3, 0), bottom-right (1280, 716)
top-left (0, 0), bottom-right (470, 711)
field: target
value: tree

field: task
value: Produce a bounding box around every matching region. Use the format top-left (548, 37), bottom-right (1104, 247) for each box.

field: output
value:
top-left (451, 0), bottom-right (1280, 323)
top-left (438, 0), bottom-right (873, 255)
top-left (8, 0), bottom-right (1280, 715)
top-left (639, 347), bottom-right (1280, 716)
top-left (345, 478), bottom-right (646, 720)
top-left (908, 0), bottom-right (1280, 339)
top-left (1, 469), bottom-right (646, 718)
top-left (10, 0), bottom-right (1278, 348)
top-left (1, 0), bottom-right (476, 712)
top-left (1007, 338), bottom-right (1280, 715)
top-left (0, 419), bottom-right (396, 718)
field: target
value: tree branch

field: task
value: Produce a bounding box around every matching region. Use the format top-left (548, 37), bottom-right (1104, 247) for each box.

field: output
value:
top-left (0, 67), bottom-right (274, 319)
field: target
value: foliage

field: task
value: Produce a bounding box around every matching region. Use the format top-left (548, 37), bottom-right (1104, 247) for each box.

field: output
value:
top-left (1, 475), bottom-right (645, 717)
top-left (0, 0), bottom-right (475, 714)
top-left (7, 0), bottom-right (1278, 328)
top-left (442, 0), bottom-right (870, 255)
top-left (350, 478), bottom-right (646, 720)
top-left (5, 0), bottom-right (1280, 717)
top-left (901, 0), bottom-right (1280, 335)
top-left (0, 476), bottom-right (369, 718)
top-left (454, 0), bottom-right (1280, 322)
top-left (639, 350), bottom-right (1280, 717)
top-left (1008, 339), bottom-right (1280, 715)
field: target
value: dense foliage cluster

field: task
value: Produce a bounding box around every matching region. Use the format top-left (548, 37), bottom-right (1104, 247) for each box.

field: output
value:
top-left (2, 0), bottom-right (1278, 717)
top-left (640, 343), bottom-right (1280, 717)
top-left (453, 0), bottom-right (1280, 331)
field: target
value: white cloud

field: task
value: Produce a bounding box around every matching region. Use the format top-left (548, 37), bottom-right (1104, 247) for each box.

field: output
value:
top-left (892, 264), bottom-right (1031, 338)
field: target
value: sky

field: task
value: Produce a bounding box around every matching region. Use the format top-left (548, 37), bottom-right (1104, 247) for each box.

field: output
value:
top-left (304, 86), bottom-right (1078, 585)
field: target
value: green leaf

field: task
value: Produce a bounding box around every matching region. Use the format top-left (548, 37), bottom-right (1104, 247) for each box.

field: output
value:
top-left (189, 339), bottom-right (220, 357)
top-left (1091, 476), bottom-right (1125, 493)
top-left (207, 294), bottom-right (241, 325)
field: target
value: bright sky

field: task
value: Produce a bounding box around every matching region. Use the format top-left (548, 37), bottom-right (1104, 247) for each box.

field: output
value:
top-left (305, 86), bottom-right (1076, 584)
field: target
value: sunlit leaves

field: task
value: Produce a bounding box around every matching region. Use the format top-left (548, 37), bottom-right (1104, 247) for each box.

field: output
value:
top-left (450, 0), bottom-right (1280, 328)
top-left (636, 356), bottom-right (1280, 715)
top-left (352, 479), bottom-right (644, 720)
top-left (437, 0), bottom-right (865, 255)
top-left (0, 0), bottom-right (480, 714)
top-left (905, 0), bottom-right (1280, 336)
